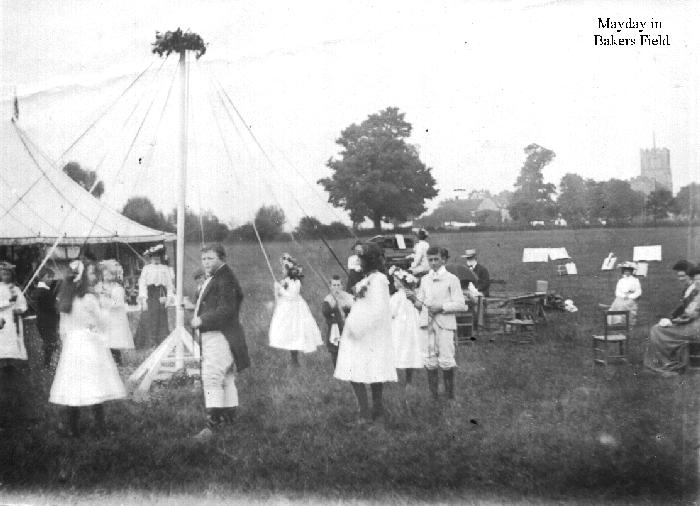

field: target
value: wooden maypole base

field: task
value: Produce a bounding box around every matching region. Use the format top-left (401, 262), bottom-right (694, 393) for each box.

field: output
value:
top-left (128, 326), bottom-right (200, 399)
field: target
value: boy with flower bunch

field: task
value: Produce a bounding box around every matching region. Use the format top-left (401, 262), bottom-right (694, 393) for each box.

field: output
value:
top-left (388, 266), bottom-right (424, 385)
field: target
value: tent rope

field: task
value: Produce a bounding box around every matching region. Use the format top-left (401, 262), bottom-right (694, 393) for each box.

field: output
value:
top-left (79, 58), bottom-right (177, 251)
top-left (58, 59), bottom-right (158, 161)
top-left (202, 76), bottom-right (277, 283)
top-left (203, 66), bottom-right (351, 277)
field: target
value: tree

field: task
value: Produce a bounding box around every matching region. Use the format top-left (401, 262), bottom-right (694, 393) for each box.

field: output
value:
top-left (598, 179), bottom-right (644, 225)
top-left (295, 216), bottom-right (324, 239)
top-left (318, 107), bottom-right (438, 231)
top-left (508, 144), bottom-right (557, 224)
top-left (645, 188), bottom-right (674, 222)
top-left (63, 162), bottom-right (104, 198)
top-left (254, 205), bottom-right (286, 241)
top-left (557, 173), bottom-right (590, 227)
top-left (122, 196), bottom-right (171, 231)
top-left (674, 183), bottom-right (700, 220)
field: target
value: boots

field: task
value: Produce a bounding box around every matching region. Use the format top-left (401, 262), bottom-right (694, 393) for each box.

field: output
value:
top-left (220, 407), bottom-right (237, 425)
top-left (93, 404), bottom-right (106, 435)
top-left (67, 407), bottom-right (81, 437)
top-left (442, 368), bottom-right (455, 400)
top-left (427, 368), bottom-right (439, 400)
top-left (370, 383), bottom-right (384, 420)
top-left (351, 382), bottom-right (371, 422)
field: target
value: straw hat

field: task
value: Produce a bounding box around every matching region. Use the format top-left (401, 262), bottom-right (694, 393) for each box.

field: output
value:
top-left (461, 249), bottom-right (477, 259)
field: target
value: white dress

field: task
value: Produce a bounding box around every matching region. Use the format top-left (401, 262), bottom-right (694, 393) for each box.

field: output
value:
top-left (0, 282), bottom-right (27, 360)
top-left (334, 272), bottom-right (398, 383)
top-left (49, 294), bottom-right (126, 406)
top-left (97, 282), bottom-right (135, 349)
top-left (269, 278), bottom-right (323, 353)
top-left (390, 289), bottom-right (425, 369)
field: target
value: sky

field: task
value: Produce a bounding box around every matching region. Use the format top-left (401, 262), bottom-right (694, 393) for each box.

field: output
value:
top-left (1, 0), bottom-right (698, 227)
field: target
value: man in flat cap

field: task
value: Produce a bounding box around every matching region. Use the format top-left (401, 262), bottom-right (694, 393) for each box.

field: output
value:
top-left (462, 249), bottom-right (490, 297)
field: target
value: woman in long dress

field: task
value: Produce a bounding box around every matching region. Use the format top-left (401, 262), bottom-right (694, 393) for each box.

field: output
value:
top-left (644, 266), bottom-right (700, 376)
top-left (388, 267), bottom-right (424, 385)
top-left (97, 259), bottom-right (134, 366)
top-left (335, 243), bottom-right (397, 423)
top-left (0, 261), bottom-right (28, 366)
top-left (136, 244), bottom-right (173, 347)
top-left (609, 261), bottom-right (642, 326)
top-left (50, 260), bottom-right (126, 437)
top-left (269, 254), bottom-right (323, 367)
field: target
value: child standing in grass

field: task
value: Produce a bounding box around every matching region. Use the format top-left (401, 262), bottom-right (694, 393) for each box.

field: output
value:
top-left (410, 246), bottom-right (467, 400)
top-left (269, 254), bottom-right (323, 367)
top-left (50, 260), bottom-right (126, 437)
top-left (96, 259), bottom-right (134, 366)
top-left (321, 275), bottom-right (354, 367)
top-left (388, 266), bottom-right (424, 385)
top-left (31, 268), bottom-right (60, 369)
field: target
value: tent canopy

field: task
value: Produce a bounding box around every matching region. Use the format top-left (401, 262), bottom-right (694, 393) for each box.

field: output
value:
top-left (0, 121), bottom-right (175, 246)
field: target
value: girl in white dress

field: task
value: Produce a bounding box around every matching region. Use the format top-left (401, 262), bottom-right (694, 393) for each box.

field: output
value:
top-left (0, 261), bottom-right (28, 365)
top-left (269, 254), bottom-right (323, 366)
top-left (388, 266), bottom-right (424, 384)
top-left (609, 261), bottom-right (642, 326)
top-left (97, 259), bottom-right (134, 366)
top-left (335, 243), bottom-right (397, 423)
top-left (50, 260), bottom-right (126, 437)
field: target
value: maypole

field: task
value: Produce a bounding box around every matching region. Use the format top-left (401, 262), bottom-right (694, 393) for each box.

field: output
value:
top-left (129, 29), bottom-right (208, 395)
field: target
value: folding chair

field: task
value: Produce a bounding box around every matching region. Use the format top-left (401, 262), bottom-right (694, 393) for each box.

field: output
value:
top-left (592, 310), bottom-right (629, 366)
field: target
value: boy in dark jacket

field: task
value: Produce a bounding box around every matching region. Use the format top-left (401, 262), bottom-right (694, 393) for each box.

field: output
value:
top-left (32, 268), bottom-right (60, 368)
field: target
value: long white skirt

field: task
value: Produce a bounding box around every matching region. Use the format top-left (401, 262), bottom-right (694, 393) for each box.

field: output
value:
top-left (104, 308), bottom-right (135, 349)
top-left (392, 299), bottom-right (426, 369)
top-left (0, 308), bottom-right (26, 360)
top-left (269, 296), bottom-right (323, 353)
top-left (49, 328), bottom-right (126, 406)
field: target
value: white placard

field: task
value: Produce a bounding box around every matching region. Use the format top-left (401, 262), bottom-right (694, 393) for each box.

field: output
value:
top-left (634, 261), bottom-right (649, 277)
top-left (565, 262), bottom-right (578, 275)
top-left (601, 253), bottom-right (617, 271)
top-left (395, 234), bottom-right (406, 250)
top-left (633, 245), bottom-right (662, 262)
top-left (548, 248), bottom-right (570, 261)
top-left (522, 248), bottom-right (550, 263)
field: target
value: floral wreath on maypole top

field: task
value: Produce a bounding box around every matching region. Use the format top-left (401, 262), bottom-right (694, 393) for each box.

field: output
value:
top-left (152, 28), bottom-right (208, 59)
top-left (388, 265), bottom-right (418, 289)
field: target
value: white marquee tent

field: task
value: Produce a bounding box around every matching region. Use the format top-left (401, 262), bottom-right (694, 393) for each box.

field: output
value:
top-left (0, 119), bottom-right (175, 246)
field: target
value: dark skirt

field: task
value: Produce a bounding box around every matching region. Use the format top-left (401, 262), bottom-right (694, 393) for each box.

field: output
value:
top-left (135, 285), bottom-right (170, 348)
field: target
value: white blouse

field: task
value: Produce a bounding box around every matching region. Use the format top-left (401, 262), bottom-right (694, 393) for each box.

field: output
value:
top-left (138, 264), bottom-right (174, 299)
top-left (614, 276), bottom-right (642, 300)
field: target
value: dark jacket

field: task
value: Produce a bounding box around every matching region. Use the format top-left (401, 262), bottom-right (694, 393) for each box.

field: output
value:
top-left (32, 280), bottom-right (60, 331)
top-left (471, 263), bottom-right (491, 297)
top-left (671, 286), bottom-right (699, 319)
top-left (320, 296), bottom-right (351, 353)
top-left (196, 263), bottom-right (250, 372)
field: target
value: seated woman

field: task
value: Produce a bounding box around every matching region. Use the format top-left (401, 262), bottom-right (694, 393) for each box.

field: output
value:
top-left (644, 266), bottom-right (700, 376)
top-left (609, 261), bottom-right (642, 326)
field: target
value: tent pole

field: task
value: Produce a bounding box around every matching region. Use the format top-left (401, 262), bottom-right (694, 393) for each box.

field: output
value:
top-left (174, 50), bottom-right (189, 371)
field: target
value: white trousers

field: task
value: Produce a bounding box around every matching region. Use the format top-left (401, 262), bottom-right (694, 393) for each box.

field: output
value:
top-left (201, 331), bottom-right (238, 408)
top-left (424, 322), bottom-right (456, 370)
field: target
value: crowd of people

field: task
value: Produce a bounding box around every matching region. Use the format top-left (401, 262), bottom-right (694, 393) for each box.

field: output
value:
top-left (1, 233), bottom-right (699, 438)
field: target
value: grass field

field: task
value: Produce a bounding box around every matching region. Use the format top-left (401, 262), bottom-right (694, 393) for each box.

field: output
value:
top-left (1, 226), bottom-right (699, 503)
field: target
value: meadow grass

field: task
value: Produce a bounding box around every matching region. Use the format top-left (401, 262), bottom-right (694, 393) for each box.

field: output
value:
top-left (1, 227), bottom-right (699, 503)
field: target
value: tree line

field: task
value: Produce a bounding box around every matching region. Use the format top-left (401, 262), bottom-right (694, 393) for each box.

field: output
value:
top-left (63, 107), bottom-right (699, 237)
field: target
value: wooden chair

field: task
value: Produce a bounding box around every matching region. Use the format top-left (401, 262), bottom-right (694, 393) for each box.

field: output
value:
top-left (454, 311), bottom-right (475, 345)
top-left (502, 317), bottom-right (536, 344)
top-left (592, 310), bottom-right (629, 366)
top-left (688, 342), bottom-right (700, 369)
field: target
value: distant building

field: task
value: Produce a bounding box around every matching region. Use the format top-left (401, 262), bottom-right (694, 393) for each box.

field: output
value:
top-left (633, 138), bottom-right (672, 195)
